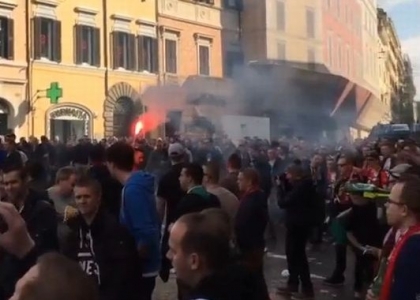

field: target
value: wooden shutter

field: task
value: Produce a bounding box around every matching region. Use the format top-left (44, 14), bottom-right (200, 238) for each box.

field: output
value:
top-left (6, 18), bottom-right (14, 60)
top-left (199, 46), bottom-right (209, 75)
top-left (151, 37), bottom-right (159, 73)
top-left (164, 39), bottom-right (171, 73)
top-left (52, 20), bottom-right (62, 62)
top-left (128, 33), bottom-right (136, 71)
top-left (111, 32), bottom-right (119, 69)
top-left (33, 17), bottom-right (42, 59)
top-left (74, 25), bottom-right (83, 64)
top-left (137, 35), bottom-right (144, 71)
top-left (92, 27), bottom-right (101, 67)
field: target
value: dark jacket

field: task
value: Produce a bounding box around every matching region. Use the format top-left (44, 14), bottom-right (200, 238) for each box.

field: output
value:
top-left (0, 191), bottom-right (58, 300)
top-left (62, 210), bottom-right (142, 300)
top-left (2, 150), bottom-right (23, 169)
top-left (390, 234), bottom-right (420, 300)
top-left (252, 159), bottom-right (272, 199)
top-left (268, 158), bottom-right (283, 177)
top-left (188, 263), bottom-right (266, 300)
top-left (277, 178), bottom-right (319, 228)
top-left (157, 163), bottom-right (186, 282)
top-left (174, 186), bottom-right (221, 221)
top-left (87, 164), bottom-right (123, 217)
top-left (235, 190), bottom-right (268, 252)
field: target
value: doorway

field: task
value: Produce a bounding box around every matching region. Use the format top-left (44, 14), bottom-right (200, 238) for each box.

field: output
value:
top-left (0, 113), bottom-right (8, 135)
top-left (113, 97), bottom-right (135, 137)
top-left (0, 99), bottom-right (9, 135)
top-left (50, 119), bottom-right (85, 142)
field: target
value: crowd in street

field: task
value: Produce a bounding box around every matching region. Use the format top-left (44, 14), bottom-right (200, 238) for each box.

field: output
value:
top-left (0, 132), bottom-right (420, 300)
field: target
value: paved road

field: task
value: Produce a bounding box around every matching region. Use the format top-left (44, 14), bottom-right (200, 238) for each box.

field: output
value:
top-left (153, 229), bottom-right (359, 300)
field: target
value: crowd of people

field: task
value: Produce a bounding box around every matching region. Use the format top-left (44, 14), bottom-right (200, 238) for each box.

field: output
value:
top-left (0, 132), bottom-right (420, 300)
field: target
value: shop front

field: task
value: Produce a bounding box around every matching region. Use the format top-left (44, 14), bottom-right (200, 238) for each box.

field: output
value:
top-left (46, 104), bottom-right (93, 142)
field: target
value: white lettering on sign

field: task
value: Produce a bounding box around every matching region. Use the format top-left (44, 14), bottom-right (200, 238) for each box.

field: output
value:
top-left (50, 107), bottom-right (89, 120)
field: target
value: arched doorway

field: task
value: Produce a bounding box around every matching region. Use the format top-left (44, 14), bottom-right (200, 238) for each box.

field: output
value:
top-left (103, 82), bottom-right (141, 137)
top-left (113, 97), bottom-right (135, 137)
top-left (46, 103), bottom-right (93, 142)
top-left (0, 99), bottom-right (10, 135)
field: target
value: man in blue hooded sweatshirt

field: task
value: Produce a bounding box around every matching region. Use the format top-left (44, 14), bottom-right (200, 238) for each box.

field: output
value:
top-left (105, 142), bottom-right (160, 300)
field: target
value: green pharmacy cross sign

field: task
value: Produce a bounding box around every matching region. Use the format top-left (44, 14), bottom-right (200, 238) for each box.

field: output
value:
top-left (46, 82), bottom-right (63, 104)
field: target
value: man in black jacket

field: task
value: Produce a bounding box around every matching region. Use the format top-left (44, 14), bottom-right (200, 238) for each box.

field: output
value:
top-left (176, 163), bottom-right (220, 299)
top-left (87, 144), bottom-right (122, 217)
top-left (62, 177), bottom-right (141, 300)
top-left (277, 163), bottom-right (317, 299)
top-left (2, 135), bottom-right (24, 170)
top-left (0, 165), bottom-right (58, 300)
top-left (176, 163), bottom-right (220, 221)
top-left (0, 202), bottom-right (98, 300)
top-left (167, 211), bottom-right (265, 300)
top-left (235, 168), bottom-right (269, 300)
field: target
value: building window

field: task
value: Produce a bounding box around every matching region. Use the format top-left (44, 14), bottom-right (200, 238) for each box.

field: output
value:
top-left (328, 35), bottom-right (333, 66)
top-left (306, 8), bottom-right (315, 38)
top-left (112, 31), bottom-right (136, 70)
top-left (224, 0), bottom-right (242, 9)
top-left (307, 47), bottom-right (316, 70)
top-left (137, 35), bottom-right (158, 73)
top-left (74, 25), bottom-right (100, 66)
top-left (337, 0), bottom-right (340, 16)
top-left (337, 40), bottom-right (342, 70)
top-left (0, 16), bottom-right (13, 60)
top-left (345, 5), bottom-right (349, 24)
top-left (165, 38), bottom-right (177, 74)
top-left (277, 41), bottom-right (286, 60)
top-left (33, 17), bottom-right (61, 62)
top-left (198, 44), bottom-right (210, 76)
top-left (346, 46), bottom-right (351, 75)
top-left (276, 1), bottom-right (285, 31)
top-left (224, 50), bottom-right (244, 77)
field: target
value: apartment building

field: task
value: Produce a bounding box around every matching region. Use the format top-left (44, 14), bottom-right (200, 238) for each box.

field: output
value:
top-left (378, 8), bottom-right (407, 122)
top-left (359, 0), bottom-right (380, 97)
top-left (242, 0), bottom-right (323, 69)
top-left (323, 0), bottom-right (363, 82)
top-left (0, 0), bottom-right (27, 136)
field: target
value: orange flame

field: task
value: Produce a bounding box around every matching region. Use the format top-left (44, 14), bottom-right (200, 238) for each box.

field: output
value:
top-left (134, 120), bottom-right (144, 135)
top-left (132, 110), bottom-right (166, 137)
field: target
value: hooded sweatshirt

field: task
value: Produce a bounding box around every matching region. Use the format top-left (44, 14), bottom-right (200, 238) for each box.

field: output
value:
top-left (120, 171), bottom-right (161, 277)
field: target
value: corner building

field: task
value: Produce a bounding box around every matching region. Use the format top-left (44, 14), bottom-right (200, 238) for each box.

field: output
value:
top-left (0, 0), bottom-right (27, 136)
top-left (30, 0), bottom-right (158, 140)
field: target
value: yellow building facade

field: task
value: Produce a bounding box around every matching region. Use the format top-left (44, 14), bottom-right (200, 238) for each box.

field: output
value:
top-left (0, 0), bottom-right (27, 137)
top-left (30, 0), bottom-right (158, 140)
top-left (377, 8), bottom-right (405, 122)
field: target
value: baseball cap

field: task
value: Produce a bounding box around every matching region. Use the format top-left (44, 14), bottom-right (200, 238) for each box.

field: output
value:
top-left (168, 143), bottom-right (185, 157)
top-left (390, 163), bottom-right (412, 179)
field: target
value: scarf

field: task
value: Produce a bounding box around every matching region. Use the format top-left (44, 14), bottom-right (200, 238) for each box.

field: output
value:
top-left (380, 224), bottom-right (420, 300)
top-left (188, 186), bottom-right (209, 199)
